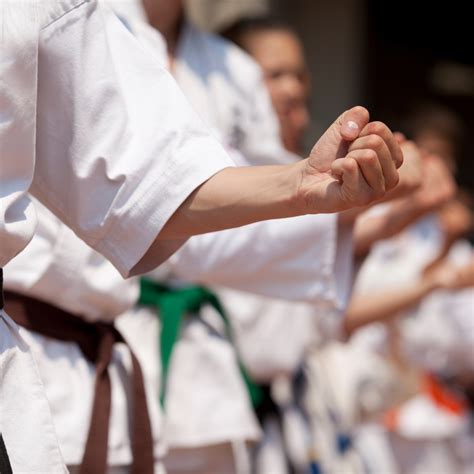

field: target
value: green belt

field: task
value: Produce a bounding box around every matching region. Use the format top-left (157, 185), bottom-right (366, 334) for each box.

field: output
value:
top-left (139, 278), bottom-right (263, 407)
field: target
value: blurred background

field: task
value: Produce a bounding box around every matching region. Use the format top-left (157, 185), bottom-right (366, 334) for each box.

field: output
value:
top-left (187, 0), bottom-right (473, 191)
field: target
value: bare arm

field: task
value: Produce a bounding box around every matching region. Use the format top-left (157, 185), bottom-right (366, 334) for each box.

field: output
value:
top-left (157, 164), bottom-right (301, 238)
top-left (344, 257), bottom-right (472, 336)
top-left (423, 199), bottom-right (473, 274)
top-left (343, 277), bottom-right (440, 336)
top-left (134, 107), bottom-right (403, 273)
top-left (353, 199), bottom-right (428, 257)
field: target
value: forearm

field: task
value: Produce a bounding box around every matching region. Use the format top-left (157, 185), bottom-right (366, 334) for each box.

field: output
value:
top-left (158, 163), bottom-right (304, 239)
top-left (344, 278), bottom-right (438, 335)
top-left (132, 163), bottom-right (304, 275)
top-left (134, 106), bottom-right (402, 275)
top-left (353, 198), bottom-right (428, 257)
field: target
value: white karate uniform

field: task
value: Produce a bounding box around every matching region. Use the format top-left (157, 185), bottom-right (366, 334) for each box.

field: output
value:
top-left (101, 14), bottom-right (347, 472)
top-left (351, 215), bottom-right (474, 474)
top-left (3, 202), bottom-right (166, 467)
top-left (4, 203), bottom-right (354, 468)
top-left (172, 22), bottom-right (296, 166)
top-left (214, 219), bottom-right (354, 474)
top-left (162, 214), bottom-right (349, 446)
top-left (401, 240), bottom-right (474, 376)
top-left (2, 8), bottom-right (354, 471)
top-left (218, 218), bottom-right (354, 384)
top-left (152, 21), bottom-right (363, 474)
top-left (1, 1), bottom-right (234, 471)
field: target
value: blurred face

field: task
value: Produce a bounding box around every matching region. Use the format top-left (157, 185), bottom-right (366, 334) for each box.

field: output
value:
top-left (142, 0), bottom-right (183, 33)
top-left (241, 29), bottom-right (310, 153)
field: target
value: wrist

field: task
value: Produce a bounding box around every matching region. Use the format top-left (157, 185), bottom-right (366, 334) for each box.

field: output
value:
top-left (290, 157), bottom-right (335, 215)
top-left (421, 273), bottom-right (442, 293)
top-left (285, 159), bottom-right (309, 217)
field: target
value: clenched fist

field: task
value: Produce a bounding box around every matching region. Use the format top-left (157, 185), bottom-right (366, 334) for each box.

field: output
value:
top-left (295, 106), bottom-right (403, 213)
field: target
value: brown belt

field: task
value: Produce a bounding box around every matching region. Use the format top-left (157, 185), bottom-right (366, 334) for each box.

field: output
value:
top-left (4, 291), bottom-right (154, 474)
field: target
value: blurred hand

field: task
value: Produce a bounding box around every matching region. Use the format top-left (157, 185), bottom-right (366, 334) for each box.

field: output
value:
top-left (395, 140), bottom-right (424, 194)
top-left (298, 106), bottom-right (403, 213)
top-left (424, 256), bottom-right (474, 290)
top-left (438, 199), bottom-right (473, 242)
top-left (412, 154), bottom-right (457, 212)
top-left (424, 259), bottom-right (460, 289)
top-left (450, 258), bottom-right (474, 289)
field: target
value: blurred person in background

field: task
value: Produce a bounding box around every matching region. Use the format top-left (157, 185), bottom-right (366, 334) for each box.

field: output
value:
top-left (349, 104), bottom-right (474, 474)
top-left (404, 102), bottom-right (466, 175)
top-left (133, 3), bottom-right (347, 473)
top-left (222, 17), bottom-right (311, 156)
top-left (1, 1), bottom-right (403, 472)
top-left (107, 2), bottom-right (402, 473)
top-left (221, 15), bottom-right (457, 474)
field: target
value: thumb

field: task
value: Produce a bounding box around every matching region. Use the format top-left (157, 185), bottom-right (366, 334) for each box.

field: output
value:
top-left (309, 106), bottom-right (370, 171)
top-left (338, 106), bottom-right (370, 141)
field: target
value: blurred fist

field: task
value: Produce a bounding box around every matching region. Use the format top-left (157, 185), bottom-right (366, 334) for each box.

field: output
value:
top-left (395, 140), bottom-right (424, 194)
top-left (451, 258), bottom-right (474, 289)
top-left (424, 259), bottom-right (459, 289)
top-left (439, 199), bottom-right (473, 242)
top-left (412, 154), bottom-right (457, 212)
top-left (424, 256), bottom-right (474, 290)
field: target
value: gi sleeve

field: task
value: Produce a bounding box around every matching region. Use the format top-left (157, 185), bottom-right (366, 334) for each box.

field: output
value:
top-left (168, 213), bottom-right (353, 306)
top-left (30, 0), bottom-right (234, 276)
top-left (0, 1), bottom-right (40, 267)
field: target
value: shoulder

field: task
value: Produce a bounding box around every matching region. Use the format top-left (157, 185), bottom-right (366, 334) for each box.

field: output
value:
top-left (128, 19), bottom-right (169, 65)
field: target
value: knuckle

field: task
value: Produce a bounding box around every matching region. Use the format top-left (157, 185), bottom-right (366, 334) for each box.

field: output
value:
top-left (364, 149), bottom-right (379, 162)
top-left (356, 149), bottom-right (378, 166)
top-left (368, 121), bottom-right (387, 135)
top-left (344, 157), bottom-right (358, 173)
top-left (367, 134), bottom-right (384, 150)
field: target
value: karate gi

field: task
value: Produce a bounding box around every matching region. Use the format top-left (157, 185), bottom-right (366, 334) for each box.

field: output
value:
top-left (1, 1), bottom-right (234, 470)
top-left (3, 202), bottom-right (166, 469)
top-left (1, 5), bottom-right (357, 471)
top-left (161, 21), bottom-right (356, 474)
top-left (351, 214), bottom-right (474, 474)
top-left (215, 219), bottom-right (355, 473)
top-left (105, 10), bottom-right (349, 472)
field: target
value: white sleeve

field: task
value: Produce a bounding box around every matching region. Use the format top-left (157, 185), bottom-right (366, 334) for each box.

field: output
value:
top-left (0, 2), bottom-right (39, 267)
top-left (168, 213), bottom-right (353, 305)
top-left (29, 1), bottom-right (234, 276)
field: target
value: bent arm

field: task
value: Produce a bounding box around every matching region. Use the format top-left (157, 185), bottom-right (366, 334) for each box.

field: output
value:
top-left (344, 278), bottom-right (439, 335)
top-left (132, 164), bottom-right (305, 274)
top-left (353, 198), bottom-right (428, 257)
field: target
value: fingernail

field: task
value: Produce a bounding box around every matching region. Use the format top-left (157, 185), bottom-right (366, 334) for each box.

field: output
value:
top-left (347, 120), bottom-right (359, 130)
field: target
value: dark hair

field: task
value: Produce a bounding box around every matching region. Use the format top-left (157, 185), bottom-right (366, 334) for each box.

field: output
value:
top-left (220, 16), bottom-right (297, 51)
